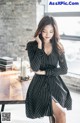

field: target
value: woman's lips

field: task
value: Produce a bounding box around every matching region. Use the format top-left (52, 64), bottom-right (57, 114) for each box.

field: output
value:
top-left (45, 37), bottom-right (50, 38)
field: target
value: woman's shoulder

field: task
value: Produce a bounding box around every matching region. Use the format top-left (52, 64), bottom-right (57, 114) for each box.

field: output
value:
top-left (26, 40), bottom-right (37, 50)
top-left (27, 40), bottom-right (37, 45)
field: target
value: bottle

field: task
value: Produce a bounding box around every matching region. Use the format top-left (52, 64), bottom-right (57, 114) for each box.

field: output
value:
top-left (21, 61), bottom-right (26, 77)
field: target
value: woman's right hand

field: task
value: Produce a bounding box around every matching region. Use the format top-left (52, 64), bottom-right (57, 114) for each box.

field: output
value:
top-left (35, 35), bottom-right (42, 49)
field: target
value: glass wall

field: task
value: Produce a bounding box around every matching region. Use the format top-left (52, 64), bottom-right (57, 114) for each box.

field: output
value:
top-left (55, 17), bottom-right (80, 75)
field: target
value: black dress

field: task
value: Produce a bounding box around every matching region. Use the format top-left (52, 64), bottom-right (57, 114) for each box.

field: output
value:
top-left (25, 40), bottom-right (72, 119)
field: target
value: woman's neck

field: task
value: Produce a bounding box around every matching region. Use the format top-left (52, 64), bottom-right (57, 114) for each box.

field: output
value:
top-left (43, 40), bottom-right (51, 46)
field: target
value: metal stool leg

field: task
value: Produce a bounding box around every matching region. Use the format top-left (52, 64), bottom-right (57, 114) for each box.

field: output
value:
top-left (0, 104), bottom-right (5, 123)
top-left (49, 116), bottom-right (55, 123)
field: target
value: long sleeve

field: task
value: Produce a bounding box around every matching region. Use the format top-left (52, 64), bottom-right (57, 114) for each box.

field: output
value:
top-left (46, 53), bottom-right (68, 76)
top-left (26, 41), bottom-right (43, 71)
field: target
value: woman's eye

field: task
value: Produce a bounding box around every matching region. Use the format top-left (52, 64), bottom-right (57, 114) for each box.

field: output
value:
top-left (42, 31), bottom-right (54, 33)
top-left (43, 31), bottom-right (46, 33)
top-left (50, 32), bottom-right (53, 33)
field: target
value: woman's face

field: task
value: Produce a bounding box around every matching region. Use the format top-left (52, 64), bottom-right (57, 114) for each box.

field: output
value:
top-left (41, 24), bottom-right (54, 42)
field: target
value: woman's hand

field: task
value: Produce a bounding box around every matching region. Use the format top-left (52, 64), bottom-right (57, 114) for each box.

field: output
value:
top-left (35, 70), bottom-right (46, 75)
top-left (35, 35), bottom-right (42, 49)
top-left (30, 68), bottom-right (45, 75)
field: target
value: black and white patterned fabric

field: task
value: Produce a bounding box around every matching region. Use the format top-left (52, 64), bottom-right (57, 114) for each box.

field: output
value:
top-left (25, 40), bottom-right (72, 119)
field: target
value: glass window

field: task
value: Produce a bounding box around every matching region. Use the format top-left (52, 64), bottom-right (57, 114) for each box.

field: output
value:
top-left (55, 17), bottom-right (80, 75)
top-left (55, 17), bottom-right (80, 36)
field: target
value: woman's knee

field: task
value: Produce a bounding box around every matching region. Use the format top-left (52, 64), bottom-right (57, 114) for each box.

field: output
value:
top-left (58, 109), bottom-right (66, 118)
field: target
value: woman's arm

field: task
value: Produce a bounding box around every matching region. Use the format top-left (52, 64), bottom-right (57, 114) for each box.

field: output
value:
top-left (35, 53), bottom-right (67, 76)
top-left (45, 53), bottom-right (68, 76)
top-left (27, 41), bottom-right (43, 71)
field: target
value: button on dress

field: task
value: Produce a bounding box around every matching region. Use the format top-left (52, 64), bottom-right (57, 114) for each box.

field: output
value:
top-left (25, 41), bottom-right (72, 119)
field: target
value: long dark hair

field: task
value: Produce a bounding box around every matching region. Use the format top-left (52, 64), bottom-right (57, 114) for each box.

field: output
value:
top-left (34, 16), bottom-right (64, 54)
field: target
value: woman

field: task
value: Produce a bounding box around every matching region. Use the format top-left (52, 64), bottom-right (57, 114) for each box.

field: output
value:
top-left (25, 16), bottom-right (72, 123)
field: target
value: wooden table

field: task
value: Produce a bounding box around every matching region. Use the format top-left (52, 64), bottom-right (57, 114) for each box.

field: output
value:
top-left (0, 70), bottom-right (31, 103)
top-left (0, 70), bottom-right (31, 122)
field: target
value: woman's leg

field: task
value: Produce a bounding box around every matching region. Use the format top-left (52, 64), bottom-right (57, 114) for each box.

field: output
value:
top-left (52, 99), bottom-right (66, 123)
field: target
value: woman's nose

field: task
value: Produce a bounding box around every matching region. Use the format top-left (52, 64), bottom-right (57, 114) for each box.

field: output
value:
top-left (46, 33), bottom-right (49, 36)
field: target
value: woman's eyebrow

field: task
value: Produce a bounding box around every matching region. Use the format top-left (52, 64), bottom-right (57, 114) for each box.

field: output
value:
top-left (43, 29), bottom-right (53, 31)
top-left (42, 29), bottom-right (46, 31)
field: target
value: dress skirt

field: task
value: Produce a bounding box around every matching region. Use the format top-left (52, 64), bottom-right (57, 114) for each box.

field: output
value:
top-left (25, 74), bottom-right (72, 119)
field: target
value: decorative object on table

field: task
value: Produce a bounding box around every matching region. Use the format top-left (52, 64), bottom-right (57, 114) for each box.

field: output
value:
top-left (18, 58), bottom-right (30, 82)
top-left (18, 75), bottom-right (30, 82)
top-left (0, 57), bottom-right (13, 71)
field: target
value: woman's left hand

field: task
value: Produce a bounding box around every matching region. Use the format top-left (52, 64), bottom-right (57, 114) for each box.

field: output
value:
top-left (35, 70), bottom-right (46, 75)
top-left (30, 68), bottom-right (45, 75)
